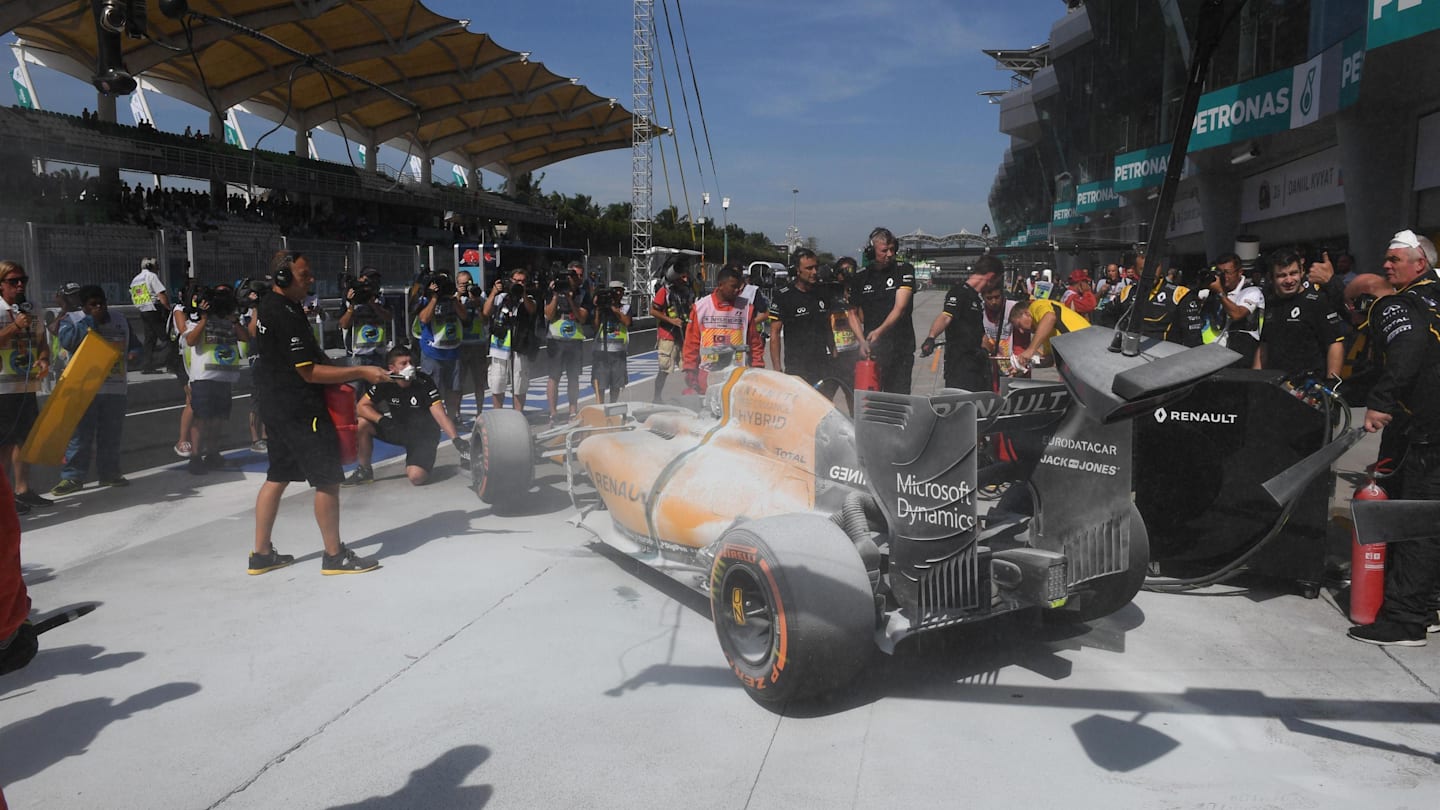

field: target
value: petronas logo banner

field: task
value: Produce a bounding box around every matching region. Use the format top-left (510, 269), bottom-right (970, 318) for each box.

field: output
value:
top-left (11, 67), bottom-right (34, 110)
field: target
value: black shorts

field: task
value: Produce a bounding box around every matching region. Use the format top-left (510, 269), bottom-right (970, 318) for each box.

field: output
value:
top-left (592, 351), bottom-right (628, 391)
top-left (0, 393), bottom-right (38, 447)
top-left (262, 409), bottom-right (343, 486)
top-left (190, 379), bottom-right (234, 420)
top-left (547, 340), bottom-right (584, 381)
top-left (374, 417), bottom-right (438, 471)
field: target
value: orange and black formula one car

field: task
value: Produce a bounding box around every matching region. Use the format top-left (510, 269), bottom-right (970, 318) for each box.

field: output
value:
top-left (471, 328), bottom-right (1240, 704)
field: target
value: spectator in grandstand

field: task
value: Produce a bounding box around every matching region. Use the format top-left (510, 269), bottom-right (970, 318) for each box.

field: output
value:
top-left (850, 227), bottom-right (917, 394)
top-left (0, 261), bottom-right (51, 514)
top-left (483, 268), bottom-right (539, 412)
top-left (456, 270), bottom-right (488, 423)
top-left (416, 272), bottom-right (466, 423)
top-left (129, 257), bottom-right (171, 374)
top-left (181, 284), bottom-right (248, 475)
top-left (544, 262), bottom-right (592, 424)
top-left (50, 286), bottom-right (139, 496)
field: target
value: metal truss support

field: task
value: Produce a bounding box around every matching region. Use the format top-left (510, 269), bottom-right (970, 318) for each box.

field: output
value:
top-left (630, 0), bottom-right (655, 286)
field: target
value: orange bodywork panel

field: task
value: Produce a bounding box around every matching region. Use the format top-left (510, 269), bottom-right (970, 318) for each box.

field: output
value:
top-left (577, 368), bottom-right (838, 549)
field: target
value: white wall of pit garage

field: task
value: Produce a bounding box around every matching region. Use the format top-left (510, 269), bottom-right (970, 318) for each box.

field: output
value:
top-left (1413, 109), bottom-right (1440, 232)
top-left (1231, 146), bottom-right (1349, 248)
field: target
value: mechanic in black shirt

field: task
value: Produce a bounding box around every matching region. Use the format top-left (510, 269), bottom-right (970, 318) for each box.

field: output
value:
top-left (1254, 249), bottom-right (1345, 380)
top-left (920, 254), bottom-right (1002, 393)
top-left (849, 227), bottom-right (917, 393)
top-left (769, 249), bottom-right (864, 400)
top-left (249, 251), bottom-right (391, 577)
top-left (1349, 229), bottom-right (1440, 647)
top-left (344, 345), bottom-right (469, 487)
top-left (1119, 252), bottom-right (1204, 346)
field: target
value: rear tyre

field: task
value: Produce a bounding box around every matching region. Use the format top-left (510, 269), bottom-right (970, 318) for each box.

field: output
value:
top-left (1068, 504), bottom-right (1150, 622)
top-left (472, 409), bottom-right (533, 511)
top-left (709, 514), bottom-right (876, 705)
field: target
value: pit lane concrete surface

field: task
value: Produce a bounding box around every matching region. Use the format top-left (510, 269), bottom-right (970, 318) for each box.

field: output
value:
top-left (5, 290), bottom-right (1438, 809)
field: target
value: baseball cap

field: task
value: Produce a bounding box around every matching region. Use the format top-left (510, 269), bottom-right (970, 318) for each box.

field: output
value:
top-left (608, 280), bottom-right (626, 290)
top-left (59, 282), bottom-right (82, 296)
top-left (1068, 269), bottom-right (1091, 283)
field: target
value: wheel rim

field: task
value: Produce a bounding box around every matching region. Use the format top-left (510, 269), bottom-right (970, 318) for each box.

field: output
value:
top-left (718, 566), bottom-right (775, 666)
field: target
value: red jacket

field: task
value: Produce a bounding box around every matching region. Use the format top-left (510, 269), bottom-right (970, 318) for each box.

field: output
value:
top-left (1, 465), bottom-right (27, 644)
top-left (682, 291), bottom-right (766, 371)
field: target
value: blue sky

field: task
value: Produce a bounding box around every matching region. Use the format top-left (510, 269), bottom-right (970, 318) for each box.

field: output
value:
top-left (9, 0), bottom-right (1066, 254)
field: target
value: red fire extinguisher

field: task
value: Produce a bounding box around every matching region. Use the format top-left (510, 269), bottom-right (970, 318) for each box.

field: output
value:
top-left (854, 358), bottom-right (881, 393)
top-left (325, 383), bottom-right (359, 466)
top-left (1349, 472), bottom-right (1389, 625)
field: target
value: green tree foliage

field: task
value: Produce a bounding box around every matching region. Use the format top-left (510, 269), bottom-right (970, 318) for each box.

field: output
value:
top-left (535, 191), bottom-right (786, 266)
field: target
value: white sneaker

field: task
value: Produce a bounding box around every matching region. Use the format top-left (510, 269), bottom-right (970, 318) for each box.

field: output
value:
top-left (1428, 611), bottom-right (1440, 635)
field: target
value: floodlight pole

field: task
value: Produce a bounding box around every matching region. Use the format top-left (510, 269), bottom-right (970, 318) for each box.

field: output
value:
top-left (722, 196), bottom-right (730, 265)
top-left (630, 0), bottom-right (655, 287)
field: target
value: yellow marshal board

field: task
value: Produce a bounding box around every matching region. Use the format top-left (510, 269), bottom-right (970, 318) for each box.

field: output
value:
top-left (21, 331), bottom-right (123, 465)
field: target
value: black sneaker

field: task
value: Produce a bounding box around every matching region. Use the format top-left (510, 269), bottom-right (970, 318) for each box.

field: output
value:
top-left (188, 457), bottom-right (208, 476)
top-left (247, 546), bottom-right (296, 576)
top-left (1348, 621), bottom-right (1427, 647)
top-left (15, 491), bottom-right (53, 507)
top-left (14, 498), bottom-right (30, 515)
top-left (321, 544), bottom-right (380, 575)
top-left (203, 453), bottom-right (226, 469)
top-left (342, 465), bottom-right (374, 486)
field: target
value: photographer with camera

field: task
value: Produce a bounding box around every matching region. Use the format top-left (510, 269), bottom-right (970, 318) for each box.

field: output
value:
top-left (338, 267), bottom-right (393, 369)
top-left (237, 277), bottom-right (270, 452)
top-left (416, 271), bottom-right (466, 423)
top-left (483, 268), bottom-right (539, 411)
top-left (592, 281), bottom-right (634, 404)
top-left (649, 261), bottom-right (693, 402)
top-left (248, 251), bottom-right (392, 577)
top-left (456, 270), bottom-right (489, 422)
top-left (177, 283), bottom-right (249, 475)
top-left (544, 263), bottom-right (592, 424)
top-left (343, 346), bottom-right (469, 487)
top-left (1199, 253), bottom-right (1264, 367)
top-left (0, 261), bottom-right (50, 513)
top-left (50, 286), bottom-right (140, 496)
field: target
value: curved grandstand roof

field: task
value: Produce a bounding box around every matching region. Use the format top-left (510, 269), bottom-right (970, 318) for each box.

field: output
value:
top-left (6, 1), bottom-right (636, 176)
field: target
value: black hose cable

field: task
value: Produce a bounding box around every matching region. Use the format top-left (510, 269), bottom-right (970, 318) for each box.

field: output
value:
top-left (247, 61), bottom-right (307, 197)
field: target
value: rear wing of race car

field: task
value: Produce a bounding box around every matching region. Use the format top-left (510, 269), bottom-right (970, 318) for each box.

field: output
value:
top-left (1049, 327), bottom-right (1240, 424)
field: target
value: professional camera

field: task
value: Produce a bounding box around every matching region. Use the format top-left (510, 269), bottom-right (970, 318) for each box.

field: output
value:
top-left (508, 282), bottom-right (527, 300)
top-left (190, 285), bottom-right (237, 318)
top-left (551, 273), bottom-right (572, 294)
top-left (339, 272), bottom-right (378, 306)
top-left (237, 277), bottom-right (269, 308)
top-left (607, 286), bottom-right (627, 307)
top-left (423, 271), bottom-right (457, 299)
top-left (1197, 266), bottom-right (1220, 287)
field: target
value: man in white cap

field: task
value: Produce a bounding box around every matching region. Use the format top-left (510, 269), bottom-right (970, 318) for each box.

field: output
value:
top-left (1349, 229), bottom-right (1440, 647)
top-left (129, 257), bottom-right (170, 373)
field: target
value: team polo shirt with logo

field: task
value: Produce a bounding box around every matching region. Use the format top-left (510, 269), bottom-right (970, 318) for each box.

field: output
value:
top-left (1259, 288), bottom-right (1346, 376)
top-left (254, 292), bottom-right (327, 418)
top-left (770, 283), bottom-right (837, 371)
top-left (849, 261), bottom-right (917, 354)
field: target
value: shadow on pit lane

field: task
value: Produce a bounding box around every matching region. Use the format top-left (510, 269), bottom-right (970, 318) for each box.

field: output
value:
top-left (20, 563), bottom-right (55, 586)
top-left (345, 509), bottom-right (488, 562)
top-left (0, 681), bottom-right (202, 785)
top-left (0, 644), bottom-right (143, 698)
top-left (482, 475), bottom-right (581, 518)
top-left (326, 745), bottom-right (492, 809)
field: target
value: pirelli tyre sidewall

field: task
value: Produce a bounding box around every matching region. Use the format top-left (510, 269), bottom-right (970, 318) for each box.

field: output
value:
top-left (708, 514), bottom-right (875, 704)
top-left (473, 408), bottom-right (533, 509)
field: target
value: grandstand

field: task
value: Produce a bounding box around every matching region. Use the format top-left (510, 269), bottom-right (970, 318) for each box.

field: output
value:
top-left (2, 1), bottom-right (640, 297)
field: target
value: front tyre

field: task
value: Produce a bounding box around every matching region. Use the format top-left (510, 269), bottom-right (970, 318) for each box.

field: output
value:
top-left (472, 408), bottom-right (534, 511)
top-left (709, 514), bottom-right (876, 705)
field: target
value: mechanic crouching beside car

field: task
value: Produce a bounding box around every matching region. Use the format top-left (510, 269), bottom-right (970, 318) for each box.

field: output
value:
top-left (682, 263), bottom-right (765, 394)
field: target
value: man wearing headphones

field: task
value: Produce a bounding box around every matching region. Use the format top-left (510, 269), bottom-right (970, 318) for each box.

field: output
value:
top-left (249, 251), bottom-right (391, 577)
top-left (850, 227), bottom-right (917, 393)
